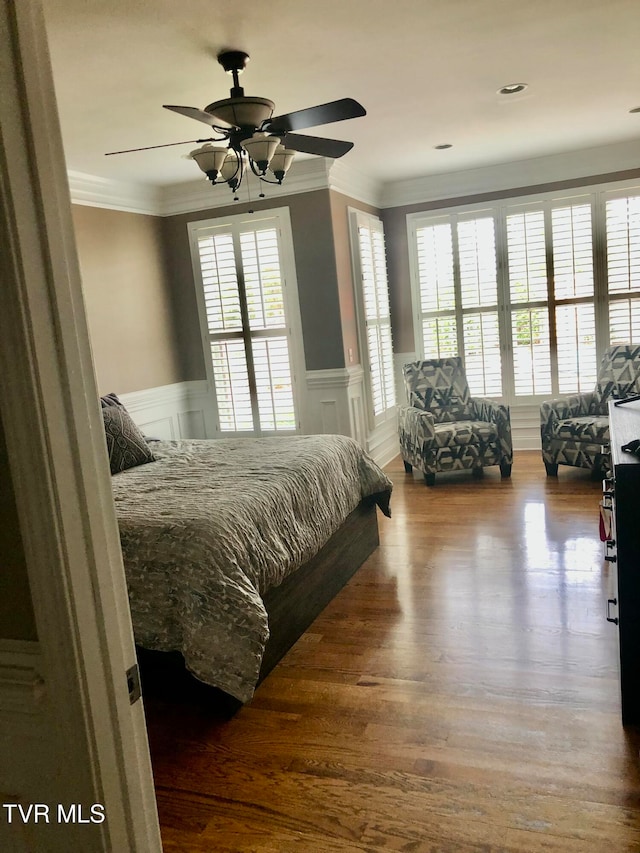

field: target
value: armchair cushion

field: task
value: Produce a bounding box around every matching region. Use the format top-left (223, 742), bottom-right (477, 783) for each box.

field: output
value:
top-left (404, 358), bottom-right (474, 422)
top-left (554, 415), bottom-right (609, 445)
top-left (433, 420), bottom-right (498, 447)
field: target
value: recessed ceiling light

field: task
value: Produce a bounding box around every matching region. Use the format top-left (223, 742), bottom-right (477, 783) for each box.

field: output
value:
top-left (434, 143), bottom-right (452, 150)
top-left (498, 83), bottom-right (528, 95)
top-left (630, 107), bottom-right (640, 113)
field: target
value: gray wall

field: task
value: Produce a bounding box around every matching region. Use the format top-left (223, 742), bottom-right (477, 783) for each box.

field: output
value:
top-left (162, 189), bottom-right (348, 373)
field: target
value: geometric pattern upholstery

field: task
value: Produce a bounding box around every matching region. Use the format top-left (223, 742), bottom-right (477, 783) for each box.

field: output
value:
top-left (102, 404), bottom-right (156, 476)
top-left (403, 359), bottom-right (475, 422)
top-left (540, 344), bottom-right (640, 476)
top-left (398, 357), bottom-right (513, 485)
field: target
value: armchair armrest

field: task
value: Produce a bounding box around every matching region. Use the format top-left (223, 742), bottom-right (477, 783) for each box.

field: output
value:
top-left (540, 392), bottom-right (595, 438)
top-left (397, 405), bottom-right (436, 446)
top-left (471, 397), bottom-right (513, 463)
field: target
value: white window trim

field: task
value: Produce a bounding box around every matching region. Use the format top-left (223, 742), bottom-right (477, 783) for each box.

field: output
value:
top-left (348, 207), bottom-right (396, 431)
top-left (188, 207), bottom-right (307, 435)
top-left (406, 178), bottom-right (640, 408)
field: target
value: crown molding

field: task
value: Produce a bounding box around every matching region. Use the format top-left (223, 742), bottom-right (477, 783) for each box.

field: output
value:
top-left (68, 138), bottom-right (640, 217)
top-left (68, 158), bottom-right (383, 217)
top-left (326, 160), bottom-right (383, 209)
top-left (380, 138), bottom-right (640, 208)
top-left (158, 158), bottom-right (334, 216)
top-left (67, 170), bottom-right (162, 215)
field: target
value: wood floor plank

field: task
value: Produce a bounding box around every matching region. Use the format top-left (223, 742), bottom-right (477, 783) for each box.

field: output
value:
top-left (145, 450), bottom-right (640, 851)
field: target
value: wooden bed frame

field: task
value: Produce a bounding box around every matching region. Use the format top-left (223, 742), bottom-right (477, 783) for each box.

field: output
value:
top-left (259, 496), bottom-right (380, 680)
top-left (137, 496), bottom-right (381, 710)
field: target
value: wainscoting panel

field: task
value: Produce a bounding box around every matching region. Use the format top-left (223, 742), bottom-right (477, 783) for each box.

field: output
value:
top-left (306, 367), bottom-right (369, 449)
top-left (319, 400), bottom-right (340, 435)
top-left (305, 367), bottom-right (398, 467)
top-left (177, 409), bottom-right (207, 440)
top-left (119, 381), bottom-right (215, 440)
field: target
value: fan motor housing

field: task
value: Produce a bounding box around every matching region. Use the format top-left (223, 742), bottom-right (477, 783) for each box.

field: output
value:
top-left (204, 96), bottom-right (274, 129)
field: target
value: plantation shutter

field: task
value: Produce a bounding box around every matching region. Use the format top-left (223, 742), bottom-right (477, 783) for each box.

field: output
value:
top-left (415, 221), bottom-right (458, 358)
top-left (355, 213), bottom-right (396, 419)
top-left (457, 216), bottom-right (501, 396)
top-left (551, 202), bottom-right (597, 393)
top-left (414, 214), bottom-right (502, 396)
top-left (505, 208), bottom-right (552, 396)
top-left (193, 215), bottom-right (298, 435)
top-left (410, 183), bottom-right (640, 407)
top-left (606, 195), bottom-right (640, 344)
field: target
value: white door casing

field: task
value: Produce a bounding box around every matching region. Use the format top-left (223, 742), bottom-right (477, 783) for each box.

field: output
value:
top-left (0, 2), bottom-right (160, 851)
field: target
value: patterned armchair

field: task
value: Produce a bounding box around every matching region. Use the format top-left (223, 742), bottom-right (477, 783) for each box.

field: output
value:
top-left (398, 358), bottom-right (513, 486)
top-left (541, 344), bottom-right (640, 477)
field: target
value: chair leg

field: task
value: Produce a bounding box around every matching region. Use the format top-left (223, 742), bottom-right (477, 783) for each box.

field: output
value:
top-left (424, 473), bottom-right (436, 486)
top-left (544, 461), bottom-right (558, 476)
top-left (403, 460), bottom-right (412, 474)
top-left (500, 462), bottom-right (512, 478)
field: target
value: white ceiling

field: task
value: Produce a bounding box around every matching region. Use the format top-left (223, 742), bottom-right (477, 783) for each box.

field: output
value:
top-left (42, 0), bottom-right (640, 189)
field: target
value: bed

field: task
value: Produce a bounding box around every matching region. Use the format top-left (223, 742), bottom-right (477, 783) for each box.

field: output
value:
top-left (108, 431), bottom-right (392, 704)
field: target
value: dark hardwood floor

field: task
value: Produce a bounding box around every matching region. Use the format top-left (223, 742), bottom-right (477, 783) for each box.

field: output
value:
top-left (144, 450), bottom-right (640, 852)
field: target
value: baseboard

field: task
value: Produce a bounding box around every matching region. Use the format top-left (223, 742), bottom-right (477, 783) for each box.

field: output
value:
top-left (367, 415), bottom-right (400, 468)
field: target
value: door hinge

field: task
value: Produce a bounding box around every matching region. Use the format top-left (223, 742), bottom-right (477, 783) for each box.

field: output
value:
top-left (126, 663), bottom-right (142, 705)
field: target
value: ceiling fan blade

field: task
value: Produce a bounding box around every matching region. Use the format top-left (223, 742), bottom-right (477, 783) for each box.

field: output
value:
top-left (283, 133), bottom-right (354, 159)
top-left (264, 98), bottom-right (366, 134)
top-left (105, 138), bottom-right (218, 156)
top-left (163, 104), bottom-right (222, 126)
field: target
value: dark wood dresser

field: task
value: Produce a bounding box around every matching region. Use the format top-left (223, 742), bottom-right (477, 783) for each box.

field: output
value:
top-left (606, 398), bottom-right (640, 725)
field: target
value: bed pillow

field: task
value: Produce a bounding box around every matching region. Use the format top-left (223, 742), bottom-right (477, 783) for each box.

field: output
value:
top-left (100, 392), bottom-right (126, 410)
top-left (102, 404), bottom-right (156, 475)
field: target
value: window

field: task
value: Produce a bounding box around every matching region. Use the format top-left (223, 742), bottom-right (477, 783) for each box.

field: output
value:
top-left (189, 210), bottom-right (303, 435)
top-left (408, 184), bottom-right (640, 405)
top-left (349, 210), bottom-right (396, 426)
top-left (607, 195), bottom-right (640, 343)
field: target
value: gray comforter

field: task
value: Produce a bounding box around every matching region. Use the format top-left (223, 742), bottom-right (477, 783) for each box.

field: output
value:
top-left (111, 434), bottom-right (392, 702)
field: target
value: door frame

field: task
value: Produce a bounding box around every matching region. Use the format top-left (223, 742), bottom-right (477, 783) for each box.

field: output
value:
top-left (0, 2), bottom-right (161, 850)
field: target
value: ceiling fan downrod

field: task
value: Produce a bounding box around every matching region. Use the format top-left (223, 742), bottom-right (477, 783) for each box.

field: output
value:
top-left (217, 50), bottom-right (249, 98)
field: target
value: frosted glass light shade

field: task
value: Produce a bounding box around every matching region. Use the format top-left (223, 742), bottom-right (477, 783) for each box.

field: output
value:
top-left (190, 144), bottom-right (228, 176)
top-left (240, 132), bottom-right (281, 172)
top-left (220, 151), bottom-right (240, 182)
top-left (269, 145), bottom-right (295, 179)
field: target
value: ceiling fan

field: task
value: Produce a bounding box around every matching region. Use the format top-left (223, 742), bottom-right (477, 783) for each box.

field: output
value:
top-left (106, 50), bottom-right (366, 198)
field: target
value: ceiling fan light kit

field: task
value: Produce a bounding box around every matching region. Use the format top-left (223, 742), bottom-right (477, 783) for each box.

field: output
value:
top-left (106, 49), bottom-right (365, 201)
